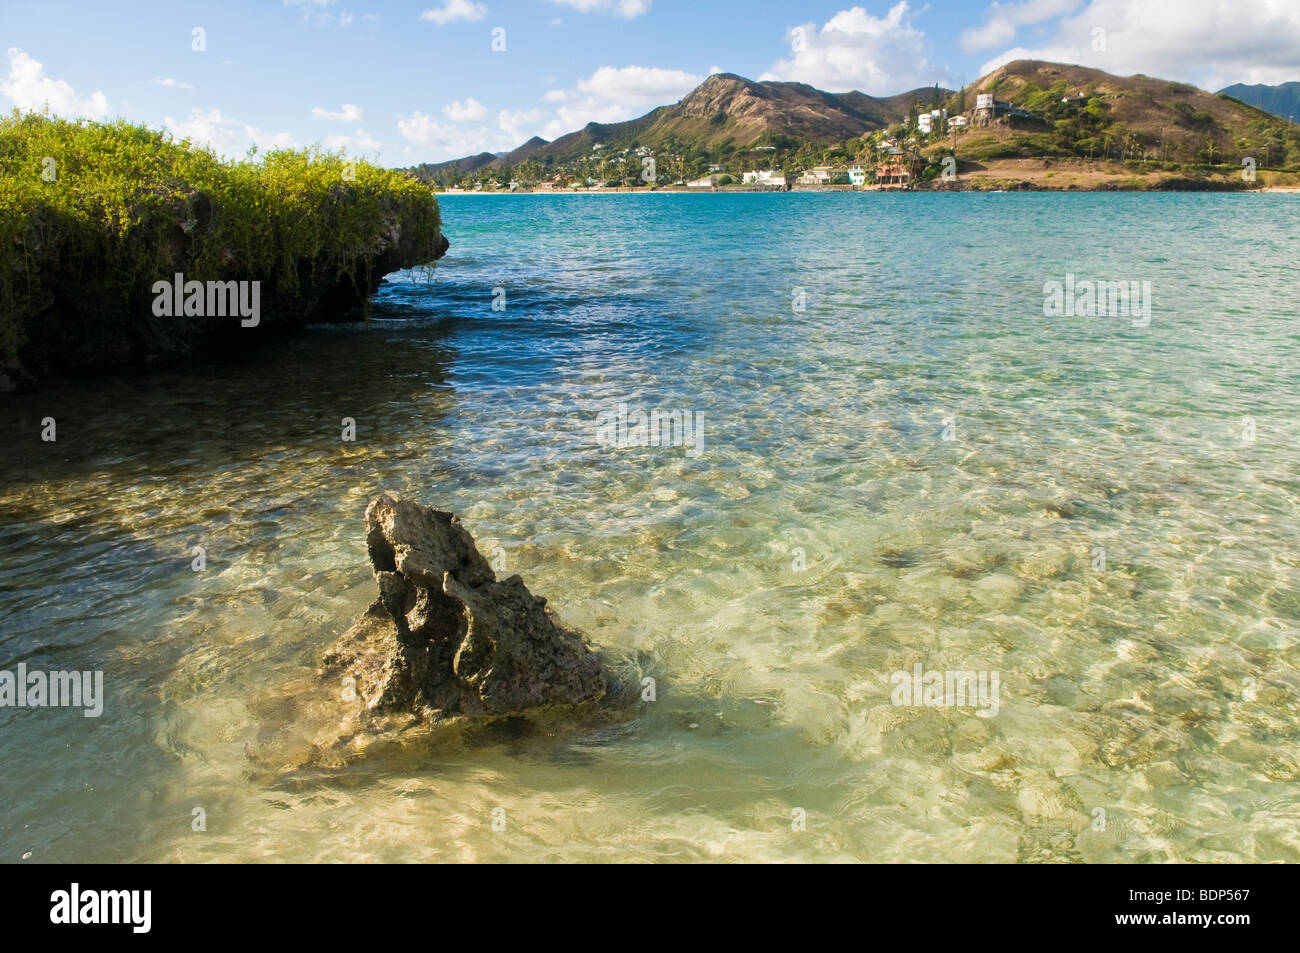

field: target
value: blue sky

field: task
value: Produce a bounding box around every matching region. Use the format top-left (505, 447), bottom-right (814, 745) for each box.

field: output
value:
top-left (3, 0), bottom-right (1298, 163)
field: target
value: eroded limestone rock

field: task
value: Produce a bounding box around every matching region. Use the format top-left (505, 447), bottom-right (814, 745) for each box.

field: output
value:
top-left (319, 494), bottom-right (608, 723)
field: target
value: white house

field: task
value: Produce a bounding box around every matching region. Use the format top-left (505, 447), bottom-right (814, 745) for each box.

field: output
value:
top-left (797, 165), bottom-right (836, 185)
top-left (918, 108), bottom-right (946, 134)
top-left (745, 170), bottom-right (790, 189)
top-left (687, 174), bottom-right (721, 188)
top-left (848, 166), bottom-right (867, 186)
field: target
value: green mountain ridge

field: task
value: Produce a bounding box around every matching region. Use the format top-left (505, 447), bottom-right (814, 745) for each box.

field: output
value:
top-left (1218, 81), bottom-right (1300, 123)
top-left (412, 72), bottom-right (950, 183)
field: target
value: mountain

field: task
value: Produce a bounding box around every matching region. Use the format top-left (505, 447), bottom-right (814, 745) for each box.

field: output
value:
top-left (1218, 81), bottom-right (1300, 122)
top-left (505, 135), bottom-right (549, 163)
top-left (413, 73), bottom-right (949, 177)
top-left (426, 151), bottom-right (498, 176)
top-left (955, 60), bottom-right (1297, 163)
top-left (538, 72), bottom-right (950, 157)
top-left (407, 61), bottom-right (1299, 185)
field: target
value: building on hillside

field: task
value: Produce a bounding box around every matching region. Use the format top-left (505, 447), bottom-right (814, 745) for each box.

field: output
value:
top-left (874, 162), bottom-right (910, 187)
top-left (707, 164), bottom-right (725, 173)
top-left (874, 150), bottom-right (911, 187)
top-left (754, 170), bottom-right (790, 189)
top-left (537, 174), bottom-right (576, 191)
top-left (687, 174), bottom-right (721, 188)
top-left (848, 165), bottom-right (867, 187)
top-left (797, 165), bottom-right (837, 185)
top-left (972, 94), bottom-right (1035, 126)
top-left (918, 108), bottom-right (947, 134)
top-left (948, 115), bottom-right (968, 129)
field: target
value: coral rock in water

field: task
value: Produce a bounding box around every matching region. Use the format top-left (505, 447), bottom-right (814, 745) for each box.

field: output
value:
top-left (320, 494), bottom-right (608, 722)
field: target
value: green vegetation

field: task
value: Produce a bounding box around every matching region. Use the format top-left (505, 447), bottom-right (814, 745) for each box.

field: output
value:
top-left (1, 110), bottom-right (444, 370)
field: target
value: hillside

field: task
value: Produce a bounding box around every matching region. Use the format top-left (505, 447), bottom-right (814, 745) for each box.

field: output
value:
top-left (1219, 81), bottom-right (1300, 123)
top-left (949, 61), bottom-right (1298, 167)
top-left (409, 61), bottom-right (1300, 189)
top-left (411, 73), bottom-right (948, 183)
top-left (570, 72), bottom-right (948, 154)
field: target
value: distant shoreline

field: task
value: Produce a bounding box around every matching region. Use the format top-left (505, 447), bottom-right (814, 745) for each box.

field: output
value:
top-left (437, 186), bottom-right (1300, 195)
top-left (434, 156), bottom-right (1299, 195)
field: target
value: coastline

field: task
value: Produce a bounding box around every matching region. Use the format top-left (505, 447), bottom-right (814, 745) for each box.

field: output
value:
top-left (438, 185), bottom-right (1300, 195)
top-left (437, 157), bottom-right (1300, 195)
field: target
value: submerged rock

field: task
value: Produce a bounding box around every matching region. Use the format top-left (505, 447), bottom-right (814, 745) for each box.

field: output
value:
top-left (246, 494), bottom-right (631, 774)
top-left (321, 494), bottom-right (609, 721)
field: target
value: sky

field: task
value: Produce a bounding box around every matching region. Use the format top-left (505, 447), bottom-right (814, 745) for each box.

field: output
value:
top-left (3, 0), bottom-right (1299, 164)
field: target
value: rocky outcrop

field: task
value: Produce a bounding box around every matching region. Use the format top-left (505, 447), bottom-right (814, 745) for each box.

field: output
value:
top-left (240, 495), bottom-right (628, 774)
top-left (1, 194), bottom-right (448, 391)
top-left (320, 495), bottom-right (609, 725)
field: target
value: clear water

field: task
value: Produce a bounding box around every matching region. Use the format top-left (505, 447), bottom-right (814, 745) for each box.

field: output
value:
top-left (2, 193), bottom-right (1298, 863)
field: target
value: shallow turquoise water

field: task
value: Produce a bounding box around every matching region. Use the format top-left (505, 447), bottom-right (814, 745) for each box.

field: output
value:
top-left (1, 192), bottom-right (1298, 862)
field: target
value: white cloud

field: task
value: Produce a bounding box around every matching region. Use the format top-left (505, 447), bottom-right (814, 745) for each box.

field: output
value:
top-left (397, 105), bottom-right (552, 161)
top-left (541, 64), bottom-right (702, 137)
top-left (498, 107), bottom-right (547, 144)
top-left (760, 3), bottom-right (945, 94)
top-left (166, 108), bottom-right (243, 153)
top-left (152, 77), bottom-right (194, 90)
top-left (1, 48), bottom-right (109, 118)
top-left (443, 97), bottom-right (487, 121)
top-left (165, 107), bottom-right (298, 157)
top-left (547, 0), bottom-right (650, 18)
top-left (420, 0), bottom-right (487, 25)
top-left (312, 103), bottom-right (365, 121)
top-left (247, 126), bottom-right (300, 150)
top-left (979, 0), bottom-right (1300, 89)
top-left (398, 63), bottom-right (708, 160)
top-left (326, 129), bottom-right (381, 153)
top-left (960, 0), bottom-right (1081, 52)
top-left (397, 111), bottom-right (496, 157)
